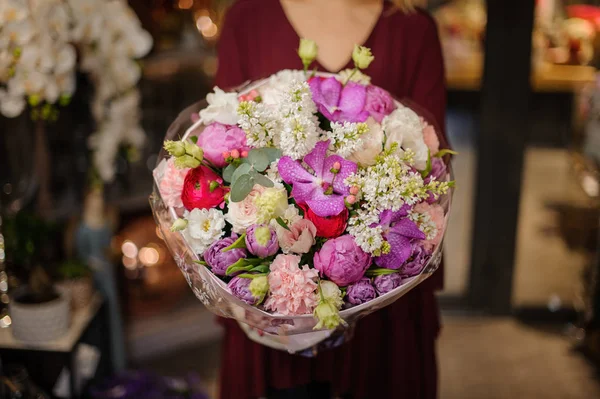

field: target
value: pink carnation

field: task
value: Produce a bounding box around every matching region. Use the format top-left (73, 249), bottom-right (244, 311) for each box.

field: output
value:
top-left (264, 254), bottom-right (318, 315)
top-left (158, 158), bottom-right (188, 208)
top-left (414, 203), bottom-right (446, 251)
top-left (422, 120), bottom-right (440, 154)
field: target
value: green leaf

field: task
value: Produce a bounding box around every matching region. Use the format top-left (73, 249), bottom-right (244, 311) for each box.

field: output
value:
top-left (230, 174), bottom-right (255, 202)
top-left (223, 232), bottom-right (247, 252)
top-left (223, 164), bottom-right (237, 183)
top-left (275, 216), bottom-right (291, 231)
top-left (190, 136), bottom-right (198, 144)
top-left (193, 260), bottom-right (208, 266)
top-left (262, 148), bottom-right (282, 163)
top-left (364, 267), bottom-right (401, 277)
top-left (247, 149), bottom-right (270, 172)
top-left (231, 163), bottom-right (252, 185)
top-left (237, 273), bottom-right (268, 279)
top-left (434, 149), bottom-right (458, 158)
top-left (251, 171), bottom-right (274, 188)
top-left (249, 265), bottom-right (270, 274)
top-left (420, 150), bottom-right (432, 179)
top-left (226, 263), bottom-right (253, 276)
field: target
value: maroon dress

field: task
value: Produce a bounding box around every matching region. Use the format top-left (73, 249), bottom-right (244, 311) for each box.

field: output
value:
top-left (215, 1), bottom-right (448, 398)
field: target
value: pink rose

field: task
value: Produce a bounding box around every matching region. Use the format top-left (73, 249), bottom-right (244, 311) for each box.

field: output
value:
top-left (277, 219), bottom-right (317, 254)
top-left (364, 85), bottom-right (395, 123)
top-left (264, 254), bottom-right (319, 315)
top-left (422, 120), bottom-right (440, 154)
top-left (156, 158), bottom-right (189, 208)
top-left (314, 235), bottom-right (371, 286)
top-left (225, 184), bottom-right (265, 234)
top-left (414, 202), bottom-right (446, 251)
top-left (197, 122), bottom-right (248, 168)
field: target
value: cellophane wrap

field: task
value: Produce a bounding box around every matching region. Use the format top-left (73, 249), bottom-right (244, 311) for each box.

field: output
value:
top-left (150, 75), bottom-right (452, 355)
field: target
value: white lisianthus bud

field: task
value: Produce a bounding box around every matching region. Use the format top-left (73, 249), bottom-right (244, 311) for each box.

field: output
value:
top-left (170, 218), bottom-right (188, 232)
top-left (320, 280), bottom-right (343, 309)
top-left (164, 140), bottom-right (186, 157)
top-left (298, 38), bottom-right (318, 69)
top-left (314, 300), bottom-right (343, 330)
top-left (352, 45), bottom-right (375, 69)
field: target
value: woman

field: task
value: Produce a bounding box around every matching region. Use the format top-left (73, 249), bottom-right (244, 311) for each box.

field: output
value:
top-left (215, 0), bottom-right (448, 398)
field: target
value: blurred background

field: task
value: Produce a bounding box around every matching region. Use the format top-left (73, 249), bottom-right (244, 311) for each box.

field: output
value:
top-left (2, 0), bottom-right (600, 398)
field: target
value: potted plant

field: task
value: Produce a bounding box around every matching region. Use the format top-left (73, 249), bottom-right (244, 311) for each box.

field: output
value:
top-left (56, 259), bottom-right (94, 310)
top-left (3, 213), bottom-right (70, 343)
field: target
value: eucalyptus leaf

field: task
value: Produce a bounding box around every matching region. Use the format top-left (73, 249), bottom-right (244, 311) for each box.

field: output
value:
top-left (251, 171), bottom-right (274, 188)
top-left (231, 163), bottom-right (252, 185)
top-left (248, 149), bottom-right (270, 172)
top-left (262, 148), bottom-right (282, 163)
top-left (230, 174), bottom-right (255, 202)
top-left (223, 164), bottom-right (237, 183)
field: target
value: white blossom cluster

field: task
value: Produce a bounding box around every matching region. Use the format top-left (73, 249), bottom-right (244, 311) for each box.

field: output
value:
top-left (0, 0), bottom-right (152, 182)
top-left (261, 69), bottom-right (306, 106)
top-left (346, 209), bottom-right (385, 255)
top-left (278, 81), bottom-right (320, 160)
top-left (326, 121), bottom-right (369, 157)
top-left (408, 209), bottom-right (438, 240)
top-left (265, 160), bottom-right (284, 188)
top-left (237, 100), bottom-right (280, 148)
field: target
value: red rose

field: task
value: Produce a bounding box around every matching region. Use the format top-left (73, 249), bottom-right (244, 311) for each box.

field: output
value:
top-left (181, 166), bottom-right (227, 210)
top-left (298, 203), bottom-right (348, 239)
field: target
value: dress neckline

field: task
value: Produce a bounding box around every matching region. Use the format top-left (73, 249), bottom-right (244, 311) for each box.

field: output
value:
top-left (276, 0), bottom-right (387, 73)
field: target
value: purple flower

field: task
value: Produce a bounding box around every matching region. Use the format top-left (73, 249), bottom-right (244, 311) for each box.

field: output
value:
top-left (245, 224), bottom-right (279, 258)
top-left (204, 234), bottom-right (247, 276)
top-left (346, 278), bottom-right (377, 305)
top-left (364, 85), bottom-right (395, 123)
top-left (373, 207), bottom-right (426, 269)
top-left (373, 273), bottom-right (403, 295)
top-left (401, 243), bottom-right (431, 277)
top-left (425, 158), bottom-right (447, 203)
top-left (314, 235), bottom-right (371, 286)
top-left (227, 276), bottom-right (257, 305)
top-left (308, 77), bottom-right (369, 122)
top-left (278, 140), bottom-right (357, 217)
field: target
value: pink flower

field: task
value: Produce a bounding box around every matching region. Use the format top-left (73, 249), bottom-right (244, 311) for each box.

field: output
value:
top-left (197, 123), bottom-right (248, 168)
top-left (264, 254), bottom-right (319, 315)
top-left (277, 219), bottom-right (317, 254)
top-left (422, 120), bottom-right (440, 154)
top-left (314, 235), bottom-right (371, 286)
top-left (157, 158), bottom-right (188, 208)
top-left (364, 85), bottom-right (396, 123)
top-left (414, 202), bottom-right (446, 251)
top-left (225, 184), bottom-right (265, 234)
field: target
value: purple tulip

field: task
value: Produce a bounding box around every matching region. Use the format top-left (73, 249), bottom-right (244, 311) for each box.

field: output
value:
top-left (373, 273), bottom-right (403, 295)
top-left (314, 235), bottom-right (371, 286)
top-left (401, 243), bottom-right (431, 277)
top-left (227, 276), bottom-right (257, 305)
top-left (346, 278), bottom-right (377, 305)
top-left (204, 234), bottom-right (247, 276)
top-left (245, 225), bottom-right (279, 258)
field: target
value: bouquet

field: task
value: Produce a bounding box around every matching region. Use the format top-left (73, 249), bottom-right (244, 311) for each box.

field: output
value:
top-left (151, 40), bottom-right (455, 353)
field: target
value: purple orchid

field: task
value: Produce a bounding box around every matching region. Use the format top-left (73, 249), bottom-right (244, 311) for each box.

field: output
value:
top-left (373, 206), bottom-right (427, 269)
top-left (278, 140), bottom-right (357, 217)
top-left (308, 77), bottom-right (369, 122)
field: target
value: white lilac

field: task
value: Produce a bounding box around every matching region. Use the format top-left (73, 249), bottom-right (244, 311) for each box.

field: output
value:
top-left (237, 100), bottom-right (279, 148)
top-left (326, 121), bottom-right (369, 157)
top-left (408, 210), bottom-right (438, 240)
top-left (265, 160), bottom-right (284, 188)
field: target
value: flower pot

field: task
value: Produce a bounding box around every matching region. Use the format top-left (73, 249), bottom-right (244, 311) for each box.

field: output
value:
top-left (9, 286), bottom-right (70, 343)
top-left (56, 277), bottom-right (94, 310)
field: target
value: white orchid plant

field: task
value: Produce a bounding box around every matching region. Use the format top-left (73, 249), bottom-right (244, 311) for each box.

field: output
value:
top-left (0, 0), bottom-right (153, 182)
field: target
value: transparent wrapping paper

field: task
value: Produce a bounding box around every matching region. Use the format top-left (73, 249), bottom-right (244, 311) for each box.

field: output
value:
top-left (150, 76), bottom-right (453, 355)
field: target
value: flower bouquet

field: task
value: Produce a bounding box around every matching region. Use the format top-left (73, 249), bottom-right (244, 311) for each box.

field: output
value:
top-left (150, 40), bottom-right (454, 354)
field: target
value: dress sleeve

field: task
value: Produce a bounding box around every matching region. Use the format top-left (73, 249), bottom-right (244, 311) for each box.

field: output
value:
top-left (408, 14), bottom-right (450, 149)
top-left (214, 6), bottom-right (247, 89)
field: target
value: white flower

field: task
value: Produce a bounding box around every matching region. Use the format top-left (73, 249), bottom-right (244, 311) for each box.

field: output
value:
top-left (199, 86), bottom-right (239, 125)
top-left (225, 184), bottom-right (265, 234)
top-left (0, 1), bottom-right (28, 25)
top-left (182, 208), bottom-right (226, 255)
top-left (320, 280), bottom-right (343, 309)
top-left (382, 106), bottom-right (429, 169)
top-left (348, 117), bottom-right (384, 166)
top-left (265, 160), bottom-right (284, 188)
top-left (298, 39), bottom-right (318, 67)
top-left (237, 100), bottom-right (279, 148)
top-left (337, 68), bottom-right (371, 85)
top-left (0, 88), bottom-right (25, 118)
top-left (326, 121), bottom-right (368, 157)
top-left (278, 81), bottom-right (320, 159)
top-left (352, 45), bottom-right (374, 69)
top-left (261, 69), bottom-right (306, 105)
top-left (0, 19), bottom-right (34, 48)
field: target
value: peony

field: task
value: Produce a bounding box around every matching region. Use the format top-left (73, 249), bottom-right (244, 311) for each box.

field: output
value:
top-left (264, 254), bottom-right (319, 315)
top-left (298, 203), bottom-right (348, 239)
top-left (383, 107), bottom-right (429, 170)
top-left (413, 202), bottom-right (446, 250)
top-left (276, 218), bottom-right (317, 254)
top-left (196, 123), bottom-right (248, 168)
top-left (199, 87), bottom-right (239, 125)
top-left (204, 234), bottom-right (247, 276)
top-left (156, 158), bottom-right (188, 208)
top-left (182, 208), bottom-right (226, 255)
top-left (181, 166), bottom-right (227, 210)
top-left (225, 184), bottom-right (265, 234)
top-left (347, 117), bottom-right (384, 166)
top-left (313, 235), bottom-right (371, 286)
top-left (422, 121), bottom-right (440, 154)
top-left (373, 273), bottom-right (403, 295)
top-left (245, 224), bottom-right (279, 258)
top-left (346, 278), bottom-right (376, 305)
top-left (364, 86), bottom-right (395, 123)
